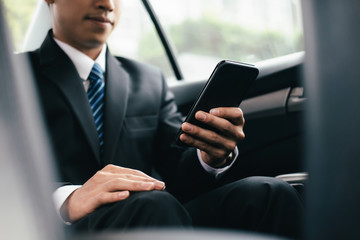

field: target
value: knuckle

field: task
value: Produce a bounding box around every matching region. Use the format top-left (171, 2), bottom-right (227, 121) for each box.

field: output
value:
top-left (104, 164), bottom-right (114, 170)
top-left (208, 113), bottom-right (216, 123)
top-left (224, 121), bottom-right (233, 132)
top-left (96, 170), bottom-right (106, 177)
top-left (237, 130), bottom-right (246, 140)
top-left (209, 132), bottom-right (220, 143)
top-left (240, 131), bottom-right (245, 140)
top-left (104, 164), bottom-right (123, 172)
top-left (185, 125), bottom-right (197, 134)
top-left (214, 108), bottom-right (222, 115)
top-left (192, 125), bottom-right (200, 134)
top-left (132, 169), bottom-right (144, 176)
top-left (196, 140), bottom-right (208, 152)
top-left (234, 128), bottom-right (245, 140)
top-left (135, 181), bottom-right (152, 190)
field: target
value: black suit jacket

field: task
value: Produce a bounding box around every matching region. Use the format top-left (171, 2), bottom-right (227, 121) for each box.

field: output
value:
top-left (26, 31), bottom-right (218, 202)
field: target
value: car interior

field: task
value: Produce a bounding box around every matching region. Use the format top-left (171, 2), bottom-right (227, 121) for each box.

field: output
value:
top-left (21, 0), bottom-right (308, 188)
top-left (1, 0), bottom-right (360, 239)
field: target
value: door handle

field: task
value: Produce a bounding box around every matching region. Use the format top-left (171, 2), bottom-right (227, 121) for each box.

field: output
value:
top-left (287, 87), bottom-right (306, 112)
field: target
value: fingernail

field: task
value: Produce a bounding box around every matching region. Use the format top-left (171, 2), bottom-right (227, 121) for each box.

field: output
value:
top-left (196, 112), bottom-right (206, 121)
top-left (155, 181), bottom-right (165, 190)
top-left (182, 123), bottom-right (192, 132)
top-left (210, 109), bottom-right (219, 116)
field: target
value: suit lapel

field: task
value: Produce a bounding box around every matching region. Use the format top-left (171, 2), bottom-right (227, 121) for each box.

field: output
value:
top-left (102, 52), bottom-right (130, 165)
top-left (39, 34), bottom-right (101, 163)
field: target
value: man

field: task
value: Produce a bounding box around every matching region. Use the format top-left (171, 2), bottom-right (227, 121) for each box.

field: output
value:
top-left (27, 0), bottom-right (303, 238)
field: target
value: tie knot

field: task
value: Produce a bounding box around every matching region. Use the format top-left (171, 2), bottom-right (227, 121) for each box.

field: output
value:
top-left (88, 63), bottom-right (103, 84)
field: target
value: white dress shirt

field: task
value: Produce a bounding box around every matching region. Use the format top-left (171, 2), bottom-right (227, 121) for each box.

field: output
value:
top-left (52, 38), bottom-right (239, 223)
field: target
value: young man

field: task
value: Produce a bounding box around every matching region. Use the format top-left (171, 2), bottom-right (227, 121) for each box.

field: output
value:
top-left (27, 0), bottom-right (303, 237)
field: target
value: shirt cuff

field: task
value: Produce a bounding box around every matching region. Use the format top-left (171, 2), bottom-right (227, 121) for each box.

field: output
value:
top-left (52, 185), bottom-right (81, 225)
top-left (197, 147), bottom-right (239, 179)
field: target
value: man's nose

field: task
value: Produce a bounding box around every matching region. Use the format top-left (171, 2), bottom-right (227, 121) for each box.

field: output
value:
top-left (95, 0), bottom-right (115, 11)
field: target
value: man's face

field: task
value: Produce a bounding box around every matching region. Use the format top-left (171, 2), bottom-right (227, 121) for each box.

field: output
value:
top-left (47, 0), bottom-right (121, 52)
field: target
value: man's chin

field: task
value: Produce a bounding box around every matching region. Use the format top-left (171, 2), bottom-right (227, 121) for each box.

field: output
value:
top-left (88, 31), bottom-right (112, 46)
top-left (82, 36), bottom-right (109, 49)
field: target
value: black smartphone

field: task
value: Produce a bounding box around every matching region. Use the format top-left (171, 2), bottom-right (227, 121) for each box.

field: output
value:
top-left (175, 60), bottom-right (259, 146)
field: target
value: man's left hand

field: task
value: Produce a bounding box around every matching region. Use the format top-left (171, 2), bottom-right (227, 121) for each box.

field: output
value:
top-left (180, 107), bottom-right (245, 168)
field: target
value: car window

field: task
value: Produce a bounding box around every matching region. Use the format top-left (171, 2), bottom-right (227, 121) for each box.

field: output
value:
top-left (149, 0), bottom-right (303, 81)
top-left (2, 0), bottom-right (38, 51)
top-left (107, 0), bottom-right (175, 81)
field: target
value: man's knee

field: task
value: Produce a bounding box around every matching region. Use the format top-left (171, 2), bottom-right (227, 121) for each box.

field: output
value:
top-left (125, 191), bottom-right (192, 227)
top-left (131, 191), bottom-right (185, 212)
top-left (227, 176), bottom-right (300, 201)
top-left (223, 176), bottom-right (303, 237)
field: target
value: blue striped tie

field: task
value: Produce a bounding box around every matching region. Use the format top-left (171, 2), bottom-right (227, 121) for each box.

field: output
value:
top-left (87, 63), bottom-right (105, 156)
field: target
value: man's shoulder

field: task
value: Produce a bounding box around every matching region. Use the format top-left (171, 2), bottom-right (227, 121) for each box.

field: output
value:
top-left (16, 49), bottom-right (41, 74)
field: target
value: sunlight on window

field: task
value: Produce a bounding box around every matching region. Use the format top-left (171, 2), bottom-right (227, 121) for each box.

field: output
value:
top-left (2, 0), bottom-right (38, 52)
top-left (149, 0), bottom-right (303, 80)
top-left (108, 0), bottom-right (174, 80)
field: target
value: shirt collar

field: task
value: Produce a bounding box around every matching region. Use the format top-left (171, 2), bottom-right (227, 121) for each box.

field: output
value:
top-left (53, 37), bottom-right (106, 80)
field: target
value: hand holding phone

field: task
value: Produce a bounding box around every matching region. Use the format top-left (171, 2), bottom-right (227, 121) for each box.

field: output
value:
top-left (176, 60), bottom-right (259, 147)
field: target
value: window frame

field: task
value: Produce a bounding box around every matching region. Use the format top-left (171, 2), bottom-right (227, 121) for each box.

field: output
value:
top-left (141, 0), bottom-right (184, 80)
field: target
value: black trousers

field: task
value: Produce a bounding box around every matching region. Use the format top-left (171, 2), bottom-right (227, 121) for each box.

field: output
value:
top-left (71, 177), bottom-right (303, 238)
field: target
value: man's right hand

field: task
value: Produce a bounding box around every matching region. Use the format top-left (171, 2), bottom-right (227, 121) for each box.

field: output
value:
top-left (60, 164), bottom-right (166, 223)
